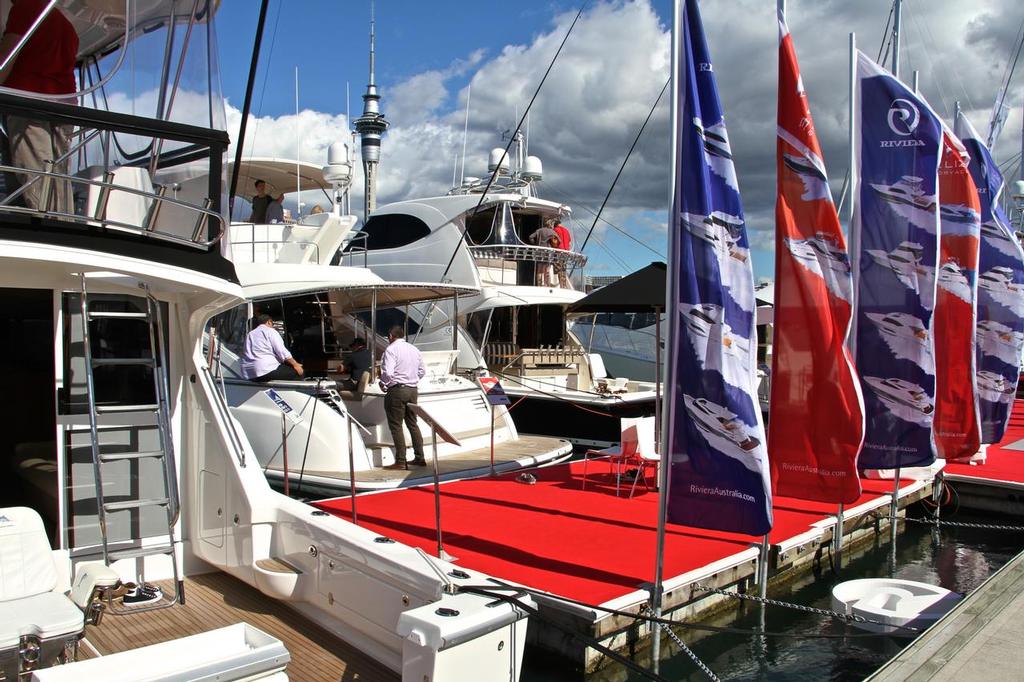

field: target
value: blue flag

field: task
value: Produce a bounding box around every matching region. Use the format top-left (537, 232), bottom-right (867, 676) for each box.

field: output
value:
top-left (851, 52), bottom-right (942, 469)
top-left (955, 112), bottom-right (1024, 443)
top-left (665, 0), bottom-right (771, 536)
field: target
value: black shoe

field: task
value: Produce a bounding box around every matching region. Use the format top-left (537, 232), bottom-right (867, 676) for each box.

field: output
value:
top-left (383, 462), bottom-right (408, 471)
top-left (410, 457), bottom-right (427, 466)
top-left (123, 583), bottom-right (162, 606)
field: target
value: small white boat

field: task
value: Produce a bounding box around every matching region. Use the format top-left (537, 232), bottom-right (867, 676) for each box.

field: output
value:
top-left (832, 578), bottom-right (961, 635)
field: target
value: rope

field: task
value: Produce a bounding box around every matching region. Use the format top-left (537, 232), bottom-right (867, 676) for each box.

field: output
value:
top-left (641, 604), bottom-right (720, 682)
top-left (905, 517), bottom-right (1024, 531)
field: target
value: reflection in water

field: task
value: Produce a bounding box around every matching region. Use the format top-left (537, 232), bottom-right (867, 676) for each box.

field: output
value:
top-left (521, 513), bottom-right (1023, 681)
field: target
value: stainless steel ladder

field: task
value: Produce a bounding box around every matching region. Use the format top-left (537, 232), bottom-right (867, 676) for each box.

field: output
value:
top-left (79, 275), bottom-right (182, 611)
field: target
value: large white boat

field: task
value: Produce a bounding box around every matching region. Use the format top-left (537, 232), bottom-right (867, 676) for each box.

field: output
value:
top-left (347, 135), bottom-right (657, 446)
top-left (206, 159), bottom-right (570, 492)
top-left (0, 3), bottom-right (531, 680)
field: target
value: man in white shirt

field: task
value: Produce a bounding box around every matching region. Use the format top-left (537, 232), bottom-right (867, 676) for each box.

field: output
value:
top-left (380, 326), bottom-right (426, 469)
top-left (239, 314), bottom-right (304, 382)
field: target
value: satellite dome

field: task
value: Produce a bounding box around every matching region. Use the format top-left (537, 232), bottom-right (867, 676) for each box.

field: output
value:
top-left (522, 156), bottom-right (543, 181)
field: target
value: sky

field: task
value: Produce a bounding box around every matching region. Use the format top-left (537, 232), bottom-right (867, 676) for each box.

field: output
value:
top-left (212, 0), bottom-right (1024, 282)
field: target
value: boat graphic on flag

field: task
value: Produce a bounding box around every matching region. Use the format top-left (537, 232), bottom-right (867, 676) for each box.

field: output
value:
top-left (665, 0), bottom-right (771, 535)
top-left (769, 11), bottom-right (864, 504)
top-left (932, 129), bottom-right (982, 462)
top-left (955, 112), bottom-right (1024, 443)
top-left (852, 52), bottom-right (941, 470)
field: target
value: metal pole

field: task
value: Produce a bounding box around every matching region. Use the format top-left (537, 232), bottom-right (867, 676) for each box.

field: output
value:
top-left (651, 2), bottom-right (681, 671)
top-left (889, 466), bottom-right (901, 576)
top-left (587, 312), bottom-right (598, 353)
top-left (452, 291), bottom-right (459, 351)
top-left (913, 70), bottom-right (920, 94)
top-left (370, 288), bottom-right (378, 368)
top-left (431, 428), bottom-right (453, 561)
top-left (229, 0), bottom-right (271, 207)
top-left (757, 534), bottom-right (770, 599)
top-left (654, 307), bottom-right (662, 457)
top-left (347, 412), bottom-right (358, 525)
top-left (892, 0), bottom-right (902, 80)
top-left (281, 413), bottom-right (290, 497)
top-left (489, 402), bottom-right (496, 477)
top-left (833, 502), bottom-right (845, 571)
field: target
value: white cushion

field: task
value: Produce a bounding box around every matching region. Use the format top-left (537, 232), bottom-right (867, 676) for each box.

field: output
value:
top-left (0, 592), bottom-right (83, 648)
top-left (0, 507), bottom-right (57, 603)
top-left (588, 353), bottom-right (607, 380)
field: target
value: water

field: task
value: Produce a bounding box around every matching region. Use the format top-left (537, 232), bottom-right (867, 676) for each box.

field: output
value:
top-left (522, 512), bottom-right (1024, 681)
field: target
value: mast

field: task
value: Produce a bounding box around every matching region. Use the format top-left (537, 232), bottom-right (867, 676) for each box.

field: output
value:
top-left (354, 0), bottom-right (390, 222)
top-left (892, 0), bottom-right (902, 80)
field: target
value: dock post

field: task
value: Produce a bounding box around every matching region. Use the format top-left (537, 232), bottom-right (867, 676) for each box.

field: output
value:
top-left (489, 401), bottom-right (496, 477)
top-left (889, 466), bottom-right (901, 576)
top-left (757, 535), bottom-right (770, 599)
top-left (347, 412), bottom-right (358, 525)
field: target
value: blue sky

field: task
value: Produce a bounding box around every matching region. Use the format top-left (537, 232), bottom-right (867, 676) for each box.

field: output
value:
top-left (211, 0), bottom-right (1023, 282)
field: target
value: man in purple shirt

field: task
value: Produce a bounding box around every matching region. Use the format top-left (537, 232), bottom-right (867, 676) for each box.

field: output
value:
top-left (380, 326), bottom-right (426, 469)
top-left (240, 314), bottom-right (304, 382)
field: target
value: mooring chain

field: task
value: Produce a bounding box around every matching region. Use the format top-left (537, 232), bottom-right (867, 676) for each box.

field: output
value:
top-left (692, 583), bottom-right (868, 623)
top-left (904, 517), bottom-right (1024, 531)
top-left (640, 604), bottom-right (721, 682)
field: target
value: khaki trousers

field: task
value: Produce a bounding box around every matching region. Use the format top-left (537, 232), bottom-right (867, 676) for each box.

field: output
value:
top-left (7, 116), bottom-right (72, 213)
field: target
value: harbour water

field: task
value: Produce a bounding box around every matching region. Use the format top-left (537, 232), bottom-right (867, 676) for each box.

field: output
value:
top-left (522, 510), bottom-right (1024, 681)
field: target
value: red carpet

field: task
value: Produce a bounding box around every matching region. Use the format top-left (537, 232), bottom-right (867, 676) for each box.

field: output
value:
top-left (315, 458), bottom-right (917, 605)
top-left (945, 399), bottom-right (1024, 484)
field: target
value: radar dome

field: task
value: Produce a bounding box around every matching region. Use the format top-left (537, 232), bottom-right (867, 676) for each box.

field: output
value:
top-left (488, 148), bottom-right (510, 175)
top-left (322, 142), bottom-right (352, 185)
top-left (522, 156), bottom-right (543, 181)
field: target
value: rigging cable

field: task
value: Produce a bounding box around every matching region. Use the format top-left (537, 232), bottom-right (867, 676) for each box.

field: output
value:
top-left (575, 76), bottom-right (671, 266)
top-left (987, 17), bottom-right (1024, 147)
top-left (229, 0), bottom-right (272, 207)
top-left (544, 182), bottom-right (665, 259)
top-left (438, 2), bottom-right (590, 282)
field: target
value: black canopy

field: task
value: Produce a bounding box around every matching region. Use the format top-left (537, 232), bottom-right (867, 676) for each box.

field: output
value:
top-left (567, 262), bottom-right (666, 315)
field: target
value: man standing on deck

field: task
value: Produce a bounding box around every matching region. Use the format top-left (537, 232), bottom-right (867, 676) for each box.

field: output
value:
top-left (380, 326), bottom-right (426, 470)
top-left (0, 0), bottom-right (79, 212)
top-left (250, 179), bottom-right (272, 223)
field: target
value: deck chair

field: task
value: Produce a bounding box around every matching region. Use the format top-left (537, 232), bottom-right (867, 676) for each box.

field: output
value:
top-left (581, 417), bottom-right (653, 496)
top-left (625, 416), bottom-right (658, 498)
top-left (0, 507), bottom-right (120, 679)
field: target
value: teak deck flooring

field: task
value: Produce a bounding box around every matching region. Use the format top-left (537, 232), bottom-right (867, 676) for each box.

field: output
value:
top-left (82, 571), bottom-right (397, 682)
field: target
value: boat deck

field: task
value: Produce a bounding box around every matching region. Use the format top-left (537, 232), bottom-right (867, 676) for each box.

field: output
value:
top-left (271, 434), bottom-right (571, 489)
top-left (82, 571), bottom-right (397, 682)
top-left (867, 547), bottom-right (1024, 681)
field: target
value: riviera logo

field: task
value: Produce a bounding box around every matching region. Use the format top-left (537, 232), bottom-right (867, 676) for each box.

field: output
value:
top-left (887, 98), bottom-right (921, 136)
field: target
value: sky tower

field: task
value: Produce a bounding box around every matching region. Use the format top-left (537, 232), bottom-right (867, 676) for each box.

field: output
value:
top-left (354, 2), bottom-right (389, 221)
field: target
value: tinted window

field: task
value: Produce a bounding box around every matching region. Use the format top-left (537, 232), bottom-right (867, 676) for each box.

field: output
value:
top-left (355, 213), bottom-right (431, 251)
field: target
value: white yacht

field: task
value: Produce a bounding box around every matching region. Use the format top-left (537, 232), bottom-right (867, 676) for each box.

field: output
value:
top-left (936, 260), bottom-right (972, 303)
top-left (978, 265), bottom-right (1024, 315)
top-left (783, 233), bottom-right (853, 302)
top-left (681, 395), bottom-right (763, 471)
top-left (977, 370), bottom-right (1015, 404)
top-left (209, 159), bottom-right (570, 491)
top-left (348, 137), bottom-right (657, 446)
top-left (681, 211), bottom-right (749, 263)
top-left (0, 3), bottom-right (530, 680)
top-left (981, 220), bottom-right (1022, 258)
top-left (865, 311), bottom-right (932, 362)
top-left (863, 376), bottom-right (935, 425)
top-left (866, 240), bottom-right (935, 297)
top-left (977, 319), bottom-right (1024, 366)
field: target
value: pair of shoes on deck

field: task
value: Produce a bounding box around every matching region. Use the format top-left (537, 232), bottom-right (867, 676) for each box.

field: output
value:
top-left (410, 457), bottom-right (427, 466)
top-left (383, 462), bottom-right (409, 471)
top-left (123, 583), bottom-right (163, 606)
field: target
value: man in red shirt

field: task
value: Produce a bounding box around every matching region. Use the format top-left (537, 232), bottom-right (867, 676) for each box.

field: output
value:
top-left (550, 217), bottom-right (573, 289)
top-left (0, 0), bottom-right (79, 212)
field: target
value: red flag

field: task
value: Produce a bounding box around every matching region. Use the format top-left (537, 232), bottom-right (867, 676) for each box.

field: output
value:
top-left (769, 13), bottom-right (864, 503)
top-left (933, 131), bottom-right (982, 461)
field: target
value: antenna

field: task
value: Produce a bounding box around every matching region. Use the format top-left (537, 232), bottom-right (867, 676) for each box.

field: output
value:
top-left (460, 82), bottom-right (471, 186)
top-left (295, 66), bottom-right (301, 209)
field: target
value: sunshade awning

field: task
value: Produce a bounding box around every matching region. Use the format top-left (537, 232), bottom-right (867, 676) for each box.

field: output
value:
top-left (235, 263), bottom-right (479, 311)
top-left (229, 157), bottom-right (329, 201)
top-left (567, 262), bottom-right (667, 315)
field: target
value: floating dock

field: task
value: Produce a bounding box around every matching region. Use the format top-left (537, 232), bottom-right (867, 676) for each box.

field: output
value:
top-left (316, 459), bottom-right (933, 671)
top-left (943, 403), bottom-right (1024, 516)
top-left (867, 546), bottom-right (1024, 681)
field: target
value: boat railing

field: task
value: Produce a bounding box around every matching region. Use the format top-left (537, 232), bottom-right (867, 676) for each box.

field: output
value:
top-left (469, 243), bottom-right (587, 268)
top-left (229, 233), bottom-right (322, 265)
top-left (0, 92), bottom-right (228, 250)
top-left (338, 230), bottom-right (369, 268)
top-left (486, 342), bottom-right (586, 375)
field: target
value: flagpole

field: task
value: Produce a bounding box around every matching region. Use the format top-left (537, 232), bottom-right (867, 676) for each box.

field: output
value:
top-left (835, 31), bottom-right (860, 573)
top-left (650, 1), bottom-right (681, 671)
top-left (892, 0), bottom-right (902, 80)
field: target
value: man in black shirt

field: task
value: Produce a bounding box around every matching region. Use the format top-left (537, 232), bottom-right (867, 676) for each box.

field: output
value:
top-left (250, 179), bottom-right (272, 223)
top-left (340, 337), bottom-right (372, 391)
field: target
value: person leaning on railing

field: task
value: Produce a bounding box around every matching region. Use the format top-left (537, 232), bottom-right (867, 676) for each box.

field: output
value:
top-left (0, 0), bottom-right (78, 213)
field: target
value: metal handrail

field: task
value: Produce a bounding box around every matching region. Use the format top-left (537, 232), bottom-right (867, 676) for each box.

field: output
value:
top-left (201, 365), bottom-right (247, 468)
top-left (342, 230), bottom-right (369, 268)
top-left (0, 164), bottom-right (223, 248)
top-left (469, 243), bottom-right (588, 267)
top-left (230, 235), bottom-right (321, 264)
